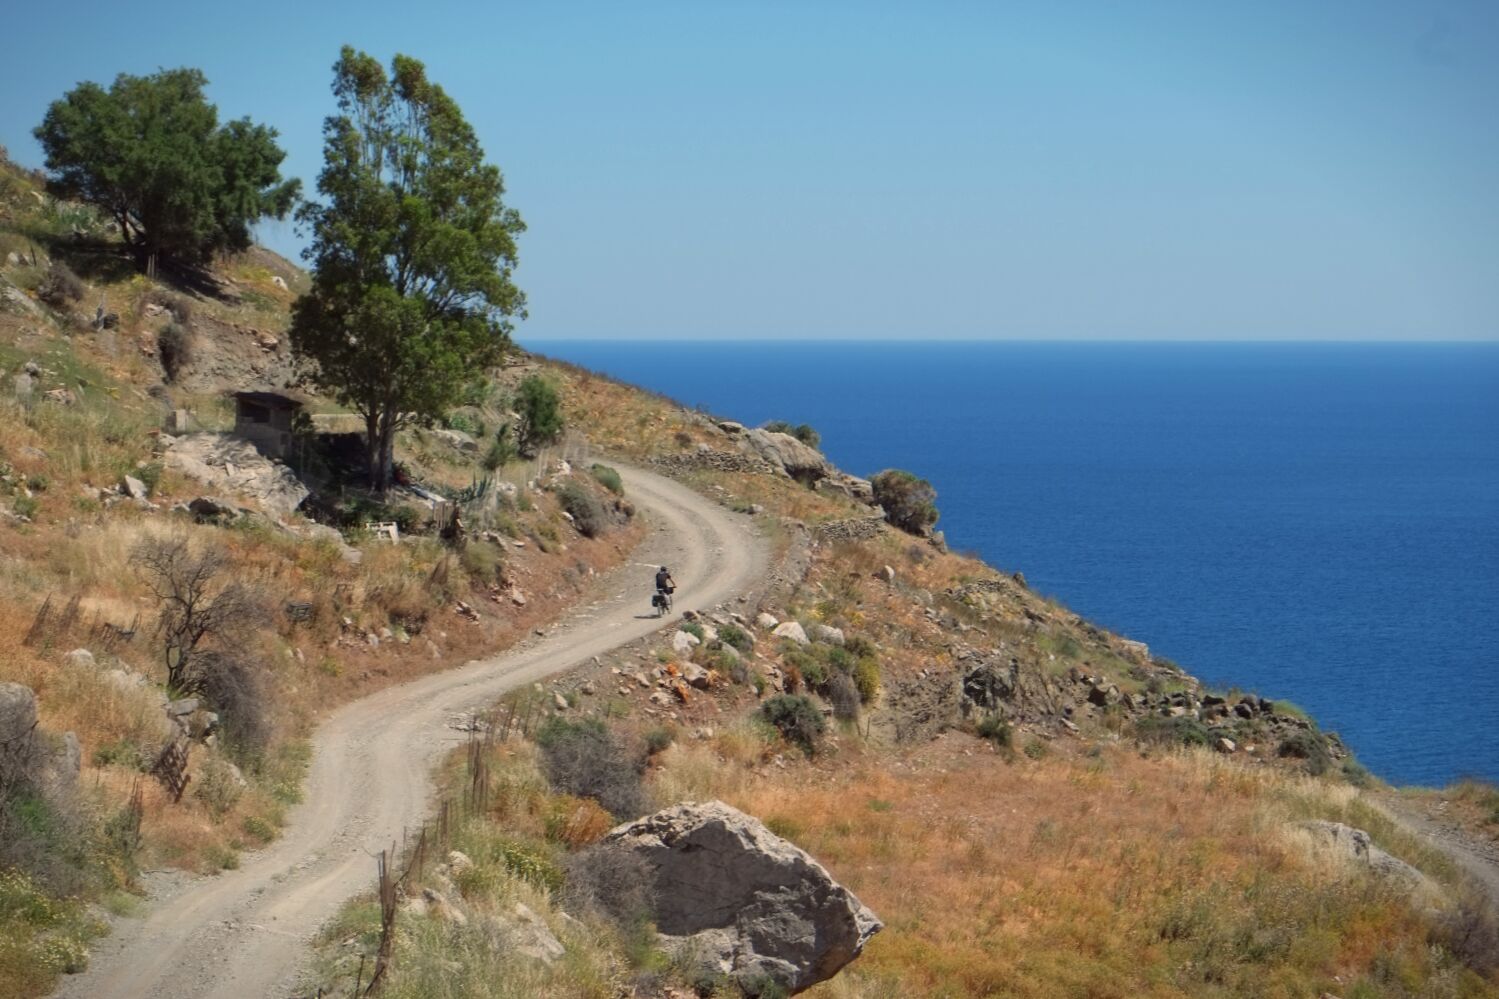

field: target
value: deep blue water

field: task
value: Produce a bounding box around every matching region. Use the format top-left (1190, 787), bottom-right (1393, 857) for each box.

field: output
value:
top-left (528, 340), bottom-right (1499, 786)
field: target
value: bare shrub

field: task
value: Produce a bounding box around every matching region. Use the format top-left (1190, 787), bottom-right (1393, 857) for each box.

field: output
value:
top-left (562, 842), bottom-right (655, 926)
top-left (535, 718), bottom-right (647, 819)
top-left (197, 651), bottom-right (273, 757)
top-left (1434, 893), bottom-right (1499, 976)
top-left (556, 480), bottom-right (609, 538)
top-left (36, 261), bottom-right (84, 307)
top-left (130, 534), bottom-right (267, 695)
top-left (158, 322), bottom-right (191, 382)
top-left (827, 671), bottom-right (861, 721)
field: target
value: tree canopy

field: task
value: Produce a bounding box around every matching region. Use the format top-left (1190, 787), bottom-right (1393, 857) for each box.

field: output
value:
top-left (290, 47), bottom-right (526, 490)
top-left (33, 68), bottom-right (298, 268)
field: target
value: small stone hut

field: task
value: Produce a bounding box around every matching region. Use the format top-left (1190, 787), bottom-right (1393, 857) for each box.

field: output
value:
top-left (232, 391), bottom-right (304, 459)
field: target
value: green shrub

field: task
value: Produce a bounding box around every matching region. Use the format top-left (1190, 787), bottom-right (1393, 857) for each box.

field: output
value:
top-left (11, 495), bottom-right (38, 520)
top-left (871, 468), bottom-right (940, 535)
top-left (852, 656), bottom-right (881, 703)
top-left (443, 410), bottom-right (482, 436)
top-left (976, 714), bottom-right (1012, 748)
top-left (762, 420), bottom-right (820, 448)
top-left (459, 539), bottom-right (503, 585)
top-left (1135, 715), bottom-right (1214, 749)
top-left (643, 726), bottom-right (675, 755)
top-left (556, 480), bottom-right (608, 538)
top-left (481, 424), bottom-right (518, 471)
top-left (590, 463), bottom-right (624, 495)
top-left (760, 694), bottom-right (826, 756)
top-left (681, 620), bottom-right (705, 641)
top-left (1277, 730), bottom-right (1333, 776)
top-left (515, 374), bottom-right (563, 456)
top-left (718, 624), bottom-right (752, 652)
top-left (135, 462), bottom-right (163, 494)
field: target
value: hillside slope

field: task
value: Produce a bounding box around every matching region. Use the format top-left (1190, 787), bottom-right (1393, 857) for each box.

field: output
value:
top-left (1, 152), bottom-right (1496, 998)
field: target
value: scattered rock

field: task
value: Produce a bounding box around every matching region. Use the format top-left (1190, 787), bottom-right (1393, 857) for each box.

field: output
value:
top-left (421, 887), bottom-right (468, 926)
top-left (1215, 736), bottom-right (1237, 754)
top-left (810, 624), bottom-right (845, 646)
top-left (62, 648), bottom-right (96, 670)
top-left (553, 692), bottom-right (570, 711)
top-left (120, 474), bottom-right (149, 499)
top-left (270, 275), bottom-right (288, 291)
top-left (671, 630), bottom-right (701, 655)
top-left (772, 621), bottom-right (809, 646)
top-left (755, 612), bottom-right (780, 630)
top-left (602, 801), bottom-right (881, 994)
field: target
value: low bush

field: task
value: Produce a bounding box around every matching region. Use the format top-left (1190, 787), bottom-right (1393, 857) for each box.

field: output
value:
top-left (535, 718), bottom-right (647, 819)
top-left (1277, 730), bottom-right (1333, 776)
top-left (515, 375), bottom-right (563, 455)
top-left (760, 694), bottom-right (825, 755)
top-left (590, 463), bottom-right (624, 495)
top-left (157, 322), bottom-right (191, 382)
top-left (976, 714), bottom-right (1012, 748)
top-left (481, 425), bottom-right (518, 471)
top-left (827, 671), bottom-right (861, 721)
top-left (718, 624), bottom-right (752, 652)
top-left (562, 843), bottom-right (655, 927)
top-left (459, 539), bottom-right (504, 586)
top-left (643, 726), bottom-right (675, 755)
top-left (199, 650), bottom-right (274, 759)
top-left (763, 420), bottom-right (820, 448)
top-left (556, 480), bottom-right (609, 538)
top-left (871, 468), bottom-right (940, 536)
top-left (36, 261), bottom-right (84, 307)
top-left (1135, 715), bottom-right (1214, 749)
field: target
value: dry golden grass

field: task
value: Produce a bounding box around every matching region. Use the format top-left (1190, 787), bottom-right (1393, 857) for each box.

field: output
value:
top-left (649, 736), bottom-right (1496, 999)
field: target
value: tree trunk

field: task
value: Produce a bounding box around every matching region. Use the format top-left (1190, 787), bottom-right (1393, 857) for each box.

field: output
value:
top-left (365, 406), bottom-right (399, 492)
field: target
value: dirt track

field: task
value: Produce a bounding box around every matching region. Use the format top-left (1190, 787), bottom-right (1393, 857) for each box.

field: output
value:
top-left (57, 463), bottom-right (767, 999)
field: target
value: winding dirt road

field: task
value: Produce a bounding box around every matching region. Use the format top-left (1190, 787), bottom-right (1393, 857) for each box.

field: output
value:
top-left (58, 464), bottom-right (767, 999)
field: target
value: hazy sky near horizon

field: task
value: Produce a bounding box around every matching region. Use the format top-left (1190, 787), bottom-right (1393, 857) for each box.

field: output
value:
top-left (2, 1), bottom-right (1496, 340)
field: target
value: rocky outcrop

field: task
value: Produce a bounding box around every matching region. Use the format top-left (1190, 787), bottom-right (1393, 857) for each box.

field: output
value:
top-left (164, 433), bottom-right (309, 516)
top-left (602, 801), bottom-right (880, 995)
top-left (1298, 821), bottom-right (1435, 892)
top-left (741, 429), bottom-right (832, 485)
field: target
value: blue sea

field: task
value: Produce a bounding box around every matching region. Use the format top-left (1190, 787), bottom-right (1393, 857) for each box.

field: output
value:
top-left (528, 340), bottom-right (1499, 787)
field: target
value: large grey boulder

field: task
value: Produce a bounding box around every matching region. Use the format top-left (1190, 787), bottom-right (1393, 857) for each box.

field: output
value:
top-left (741, 429), bottom-right (832, 485)
top-left (0, 682), bottom-right (38, 787)
top-left (164, 433), bottom-right (309, 516)
top-left (1299, 821), bottom-right (1433, 891)
top-left (602, 800), bottom-right (881, 995)
top-left (0, 681), bottom-right (38, 746)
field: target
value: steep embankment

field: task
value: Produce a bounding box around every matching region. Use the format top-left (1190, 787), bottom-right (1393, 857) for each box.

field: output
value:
top-left (56, 464), bottom-right (766, 999)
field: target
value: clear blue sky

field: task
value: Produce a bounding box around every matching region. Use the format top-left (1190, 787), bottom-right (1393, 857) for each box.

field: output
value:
top-left (2, 1), bottom-right (1495, 340)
